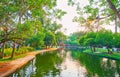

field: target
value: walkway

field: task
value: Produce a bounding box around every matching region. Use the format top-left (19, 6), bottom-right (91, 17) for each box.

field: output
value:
top-left (0, 48), bottom-right (57, 77)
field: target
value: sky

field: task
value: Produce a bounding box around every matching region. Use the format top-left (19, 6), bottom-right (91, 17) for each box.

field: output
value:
top-left (56, 0), bottom-right (82, 35)
top-left (56, 0), bottom-right (117, 36)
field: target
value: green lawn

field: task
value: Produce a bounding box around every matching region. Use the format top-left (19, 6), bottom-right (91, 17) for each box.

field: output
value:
top-left (83, 48), bottom-right (120, 60)
top-left (0, 54), bottom-right (27, 63)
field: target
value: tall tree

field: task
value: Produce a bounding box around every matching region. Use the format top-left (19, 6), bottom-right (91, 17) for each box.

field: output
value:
top-left (0, 0), bottom-right (57, 58)
top-left (106, 0), bottom-right (120, 20)
top-left (44, 32), bottom-right (56, 48)
top-left (73, 0), bottom-right (120, 32)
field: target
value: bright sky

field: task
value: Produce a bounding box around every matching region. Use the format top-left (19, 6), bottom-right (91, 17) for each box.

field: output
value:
top-left (56, 0), bottom-right (117, 35)
top-left (56, 0), bottom-right (83, 35)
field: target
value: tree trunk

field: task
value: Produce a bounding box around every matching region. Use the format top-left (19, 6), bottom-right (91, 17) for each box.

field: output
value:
top-left (11, 43), bottom-right (16, 59)
top-left (107, 47), bottom-right (112, 54)
top-left (16, 44), bottom-right (20, 51)
top-left (107, 48), bottom-right (110, 54)
top-left (106, 0), bottom-right (120, 20)
top-left (0, 43), bottom-right (5, 58)
top-left (93, 46), bottom-right (96, 52)
top-left (90, 46), bottom-right (93, 52)
top-left (115, 15), bottom-right (118, 33)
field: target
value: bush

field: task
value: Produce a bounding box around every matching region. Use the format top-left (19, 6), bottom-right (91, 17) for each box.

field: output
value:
top-left (4, 46), bottom-right (34, 57)
top-left (4, 48), bottom-right (12, 57)
top-left (16, 46), bottom-right (34, 54)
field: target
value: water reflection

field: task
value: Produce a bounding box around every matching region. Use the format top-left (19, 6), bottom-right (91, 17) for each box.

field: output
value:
top-left (60, 51), bottom-right (87, 77)
top-left (33, 51), bottom-right (63, 77)
top-left (11, 59), bottom-right (36, 77)
top-left (10, 50), bottom-right (120, 77)
top-left (71, 51), bottom-right (120, 77)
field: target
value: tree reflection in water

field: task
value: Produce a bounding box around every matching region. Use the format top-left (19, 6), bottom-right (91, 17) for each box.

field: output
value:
top-left (71, 51), bottom-right (120, 77)
top-left (10, 50), bottom-right (120, 77)
top-left (33, 51), bottom-right (63, 77)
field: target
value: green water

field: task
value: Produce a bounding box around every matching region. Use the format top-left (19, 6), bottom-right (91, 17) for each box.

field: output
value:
top-left (10, 50), bottom-right (120, 77)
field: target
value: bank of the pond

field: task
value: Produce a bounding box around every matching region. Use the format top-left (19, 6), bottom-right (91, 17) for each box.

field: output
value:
top-left (84, 49), bottom-right (120, 60)
top-left (0, 48), bottom-right (58, 77)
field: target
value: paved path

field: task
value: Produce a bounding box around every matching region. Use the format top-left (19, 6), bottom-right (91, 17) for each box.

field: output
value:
top-left (0, 48), bottom-right (57, 77)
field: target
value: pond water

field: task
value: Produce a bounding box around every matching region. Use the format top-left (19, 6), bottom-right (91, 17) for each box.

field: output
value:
top-left (10, 49), bottom-right (120, 77)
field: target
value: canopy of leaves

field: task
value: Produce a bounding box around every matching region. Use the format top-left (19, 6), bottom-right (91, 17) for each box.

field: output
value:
top-left (79, 29), bottom-right (120, 49)
top-left (73, 0), bottom-right (120, 32)
top-left (44, 32), bottom-right (56, 47)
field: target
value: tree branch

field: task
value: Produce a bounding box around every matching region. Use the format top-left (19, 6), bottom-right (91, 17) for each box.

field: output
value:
top-left (106, 0), bottom-right (120, 20)
top-left (99, 14), bottom-right (112, 20)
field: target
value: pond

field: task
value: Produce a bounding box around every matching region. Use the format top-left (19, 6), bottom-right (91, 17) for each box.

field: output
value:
top-left (9, 49), bottom-right (120, 77)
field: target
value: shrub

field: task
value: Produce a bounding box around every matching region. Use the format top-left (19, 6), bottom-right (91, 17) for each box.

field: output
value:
top-left (4, 46), bottom-right (34, 57)
top-left (4, 48), bottom-right (12, 57)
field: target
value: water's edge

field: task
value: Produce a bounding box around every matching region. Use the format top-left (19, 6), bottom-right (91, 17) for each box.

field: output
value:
top-left (0, 48), bottom-right (58, 77)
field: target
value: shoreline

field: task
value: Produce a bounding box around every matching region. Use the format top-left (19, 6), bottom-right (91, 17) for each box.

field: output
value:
top-left (0, 48), bottom-right (58, 77)
top-left (84, 52), bottom-right (120, 61)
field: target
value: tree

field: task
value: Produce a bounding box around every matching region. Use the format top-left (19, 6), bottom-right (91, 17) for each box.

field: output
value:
top-left (55, 31), bottom-right (66, 46)
top-left (79, 36), bottom-right (85, 46)
top-left (95, 30), bottom-right (113, 53)
top-left (25, 31), bottom-right (45, 50)
top-left (0, 0), bottom-right (58, 58)
top-left (73, 0), bottom-right (120, 32)
top-left (66, 31), bottom-right (85, 45)
top-left (44, 21), bottom-right (62, 34)
top-left (106, 0), bottom-right (120, 20)
top-left (113, 33), bottom-right (120, 48)
top-left (83, 32), bottom-right (97, 52)
top-left (79, 29), bottom-right (116, 53)
top-left (44, 32), bottom-right (56, 48)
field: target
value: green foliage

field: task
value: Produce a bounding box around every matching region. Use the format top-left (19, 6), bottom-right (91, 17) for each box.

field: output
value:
top-left (66, 31), bottom-right (85, 45)
top-left (113, 33), bottom-right (120, 47)
top-left (17, 46), bottom-right (34, 54)
top-left (26, 31), bottom-right (45, 49)
top-left (79, 36), bottom-right (85, 46)
top-left (0, 54), bottom-right (27, 62)
top-left (68, 34), bottom-right (78, 44)
top-left (84, 48), bottom-right (108, 53)
top-left (73, 0), bottom-right (120, 31)
top-left (44, 21), bottom-right (62, 33)
top-left (54, 9), bottom-right (67, 19)
top-left (67, 0), bottom-right (75, 6)
top-left (79, 29), bottom-right (120, 52)
top-left (55, 31), bottom-right (66, 45)
top-left (79, 31), bottom-right (96, 46)
top-left (44, 31), bottom-right (56, 47)
top-left (4, 48), bottom-right (12, 57)
top-left (84, 5), bottom-right (98, 19)
top-left (95, 30), bottom-right (113, 47)
top-left (4, 46), bottom-right (34, 57)
top-left (84, 38), bottom-right (94, 46)
top-left (0, 0), bottom-right (66, 58)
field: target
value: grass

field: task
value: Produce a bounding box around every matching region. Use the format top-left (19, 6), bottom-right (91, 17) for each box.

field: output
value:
top-left (84, 48), bottom-right (108, 53)
top-left (83, 48), bottom-right (120, 60)
top-left (0, 46), bottom-right (34, 63)
top-left (0, 54), bottom-right (27, 63)
top-left (4, 46), bottom-right (34, 57)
